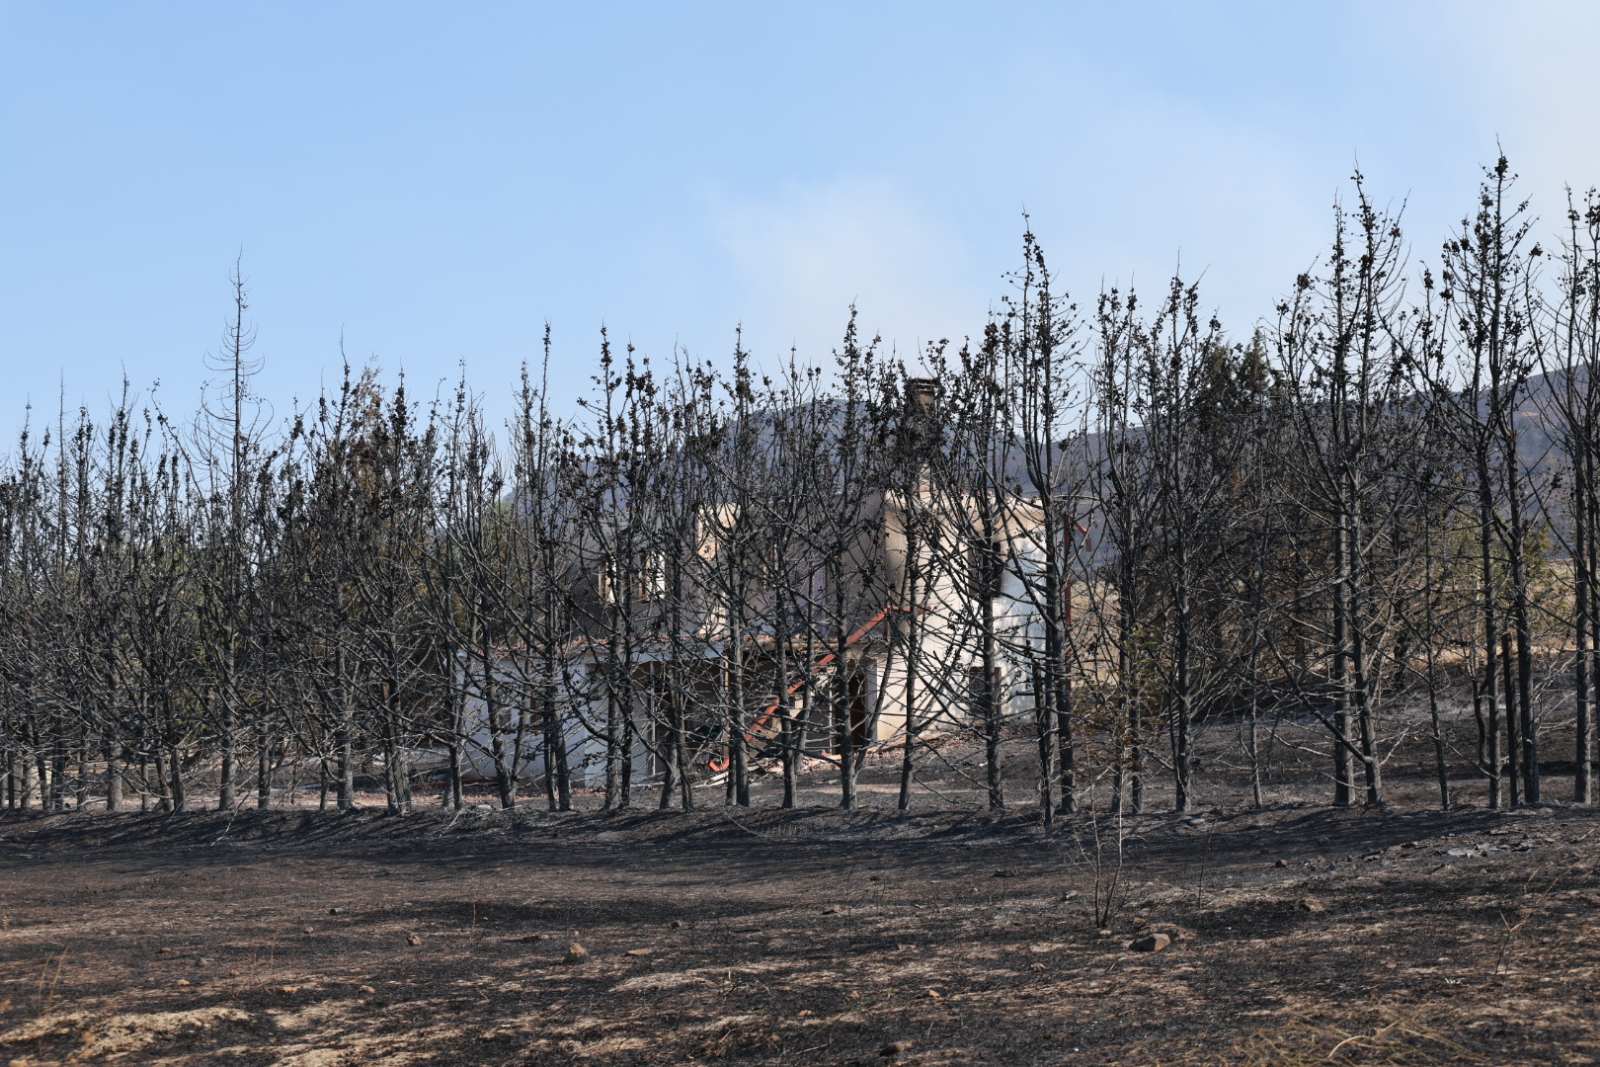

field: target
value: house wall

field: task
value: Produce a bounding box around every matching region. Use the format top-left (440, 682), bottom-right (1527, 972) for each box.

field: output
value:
top-left (864, 499), bottom-right (1048, 742)
top-left (456, 661), bottom-right (652, 789)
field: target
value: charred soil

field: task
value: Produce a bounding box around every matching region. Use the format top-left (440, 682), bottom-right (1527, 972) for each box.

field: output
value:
top-left (5, 782), bottom-right (1600, 1065)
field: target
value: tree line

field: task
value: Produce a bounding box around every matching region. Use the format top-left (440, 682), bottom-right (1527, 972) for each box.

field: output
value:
top-left (3, 157), bottom-right (1599, 822)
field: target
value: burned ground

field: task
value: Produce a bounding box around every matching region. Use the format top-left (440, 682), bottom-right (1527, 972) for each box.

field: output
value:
top-left (5, 773), bottom-right (1600, 1066)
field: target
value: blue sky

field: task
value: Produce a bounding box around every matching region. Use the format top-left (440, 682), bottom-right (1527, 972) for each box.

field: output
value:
top-left (3, 2), bottom-right (1598, 446)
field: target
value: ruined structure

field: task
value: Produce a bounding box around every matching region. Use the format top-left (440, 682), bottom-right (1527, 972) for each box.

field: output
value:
top-left (457, 380), bottom-right (1052, 788)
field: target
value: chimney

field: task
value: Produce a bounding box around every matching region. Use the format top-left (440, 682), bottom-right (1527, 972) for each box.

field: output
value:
top-left (905, 377), bottom-right (938, 421)
top-left (902, 378), bottom-right (940, 480)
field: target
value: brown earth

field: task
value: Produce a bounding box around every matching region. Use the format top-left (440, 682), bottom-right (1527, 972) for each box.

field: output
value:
top-left (4, 764), bottom-right (1600, 1067)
